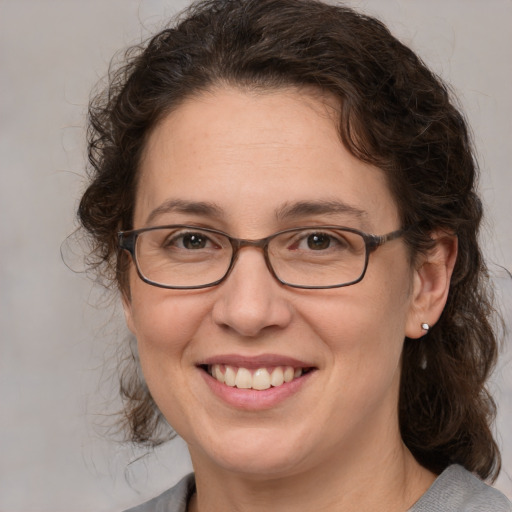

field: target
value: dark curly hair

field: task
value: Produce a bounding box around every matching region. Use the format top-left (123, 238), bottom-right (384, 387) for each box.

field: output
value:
top-left (78, 0), bottom-right (501, 480)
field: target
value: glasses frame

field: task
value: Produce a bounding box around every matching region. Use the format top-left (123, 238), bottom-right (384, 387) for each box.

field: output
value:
top-left (118, 224), bottom-right (405, 290)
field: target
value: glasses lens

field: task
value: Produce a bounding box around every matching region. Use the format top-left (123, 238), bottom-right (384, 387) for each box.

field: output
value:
top-left (268, 228), bottom-right (367, 287)
top-left (135, 227), bottom-right (232, 288)
top-left (130, 226), bottom-right (368, 289)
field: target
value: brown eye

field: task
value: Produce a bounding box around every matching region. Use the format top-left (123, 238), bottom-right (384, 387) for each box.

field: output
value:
top-left (182, 233), bottom-right (208, 249)
top-left (286, 230), bottom-right (350, 253)
top-left (307, 233), bottom-right (331, 250)
top-left (162, 231), bottom-right (216, 250)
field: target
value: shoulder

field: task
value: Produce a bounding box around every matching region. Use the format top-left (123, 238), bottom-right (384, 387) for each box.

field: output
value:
top-left (123, 474), bottom-right (196, 512)
top-left (409, 465), bottom-right (512, 512)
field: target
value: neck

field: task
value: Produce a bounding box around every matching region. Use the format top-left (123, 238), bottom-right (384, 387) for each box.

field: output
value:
top-left (188, 434), bottom-right (435, 512)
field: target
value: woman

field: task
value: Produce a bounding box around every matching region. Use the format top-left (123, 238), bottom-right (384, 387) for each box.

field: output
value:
top-left (78, 0), bottom-right (511, 510)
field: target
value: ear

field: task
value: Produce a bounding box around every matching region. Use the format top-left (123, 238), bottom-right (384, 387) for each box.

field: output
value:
top-left (405, 231), bottom-right (458, 339)
top-left (121, 291), bottom-right (137, 335)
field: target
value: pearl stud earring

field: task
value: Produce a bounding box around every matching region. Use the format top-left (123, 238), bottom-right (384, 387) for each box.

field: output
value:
top-left (421, 323), bottom-right (430, 332)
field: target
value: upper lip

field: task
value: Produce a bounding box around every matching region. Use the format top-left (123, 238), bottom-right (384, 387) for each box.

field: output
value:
top-left (198, 353), bottom-right (315, 369)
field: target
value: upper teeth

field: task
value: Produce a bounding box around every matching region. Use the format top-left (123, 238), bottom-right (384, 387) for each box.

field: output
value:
top-left (209, 364), bottom-right (304, 390)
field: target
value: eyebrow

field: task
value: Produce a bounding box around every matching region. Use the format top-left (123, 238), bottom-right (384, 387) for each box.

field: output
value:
top-left (145, 198), bottom-right (368, 227)
top-left (145, 199), bottom-right (224, 225)
top-left (275, 200), bottom-right (368, 222)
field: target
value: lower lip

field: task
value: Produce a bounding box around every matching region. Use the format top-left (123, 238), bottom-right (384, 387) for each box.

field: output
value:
top-left (200, 368), bottom-right (315, 410)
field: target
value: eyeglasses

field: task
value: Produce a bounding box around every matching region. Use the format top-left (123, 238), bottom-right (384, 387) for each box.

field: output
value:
top-left (118, 225), bottom-right (405, 290)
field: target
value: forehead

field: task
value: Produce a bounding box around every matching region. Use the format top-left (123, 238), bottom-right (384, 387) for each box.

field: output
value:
top-left (135, 86), bottom-right (399, 233)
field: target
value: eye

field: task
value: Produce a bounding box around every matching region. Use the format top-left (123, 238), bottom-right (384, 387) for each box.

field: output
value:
top-left (291, 231), bottom-right (349, 252)
top-left (181, 232), bottom-right (208, 249)
top-left (164, 230), bottom-right (218, 250)
top-left (305, 233), bottom-right (332, 250)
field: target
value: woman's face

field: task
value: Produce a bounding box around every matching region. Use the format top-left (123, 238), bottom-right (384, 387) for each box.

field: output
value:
top-left (124, 87), bottom-right (422, 478)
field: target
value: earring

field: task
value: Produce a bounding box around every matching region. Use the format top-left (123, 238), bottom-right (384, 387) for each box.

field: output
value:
top-left (421, 323), bottom-right (430, 333)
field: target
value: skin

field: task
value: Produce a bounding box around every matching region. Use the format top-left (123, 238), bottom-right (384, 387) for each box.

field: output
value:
top-left (123, 87), bottom-right (457, 511)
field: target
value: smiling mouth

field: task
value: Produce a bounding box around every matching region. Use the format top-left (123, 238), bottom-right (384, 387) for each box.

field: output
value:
top-left (203, 364), bottom-right (314, 391)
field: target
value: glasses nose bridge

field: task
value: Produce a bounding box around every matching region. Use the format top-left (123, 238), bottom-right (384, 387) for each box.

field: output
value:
top-left (228, 235), bottom-right (275, 278)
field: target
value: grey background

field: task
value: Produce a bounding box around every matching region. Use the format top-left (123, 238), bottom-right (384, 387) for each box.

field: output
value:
top-left (0, 1), bottom-right (511, 510)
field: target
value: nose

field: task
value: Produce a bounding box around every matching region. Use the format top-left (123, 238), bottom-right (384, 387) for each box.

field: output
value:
top-left (211, 247), bottom-right (293, 337)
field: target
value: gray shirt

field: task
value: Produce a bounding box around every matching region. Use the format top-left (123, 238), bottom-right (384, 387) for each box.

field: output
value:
top-left (124, 465), bottom-right (511, 512)
top-left (409, 465), bottom-right (511, 511)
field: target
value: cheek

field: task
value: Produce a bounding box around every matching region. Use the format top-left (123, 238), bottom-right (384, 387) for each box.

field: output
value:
top-left (126, 287), bottom-right (214, 431)
top-left (301, 269), bottom-right (412, 378)
top-left (304, 277), bottom-right (410, 342)
top-left (127, 283), bottom-right (212, 361)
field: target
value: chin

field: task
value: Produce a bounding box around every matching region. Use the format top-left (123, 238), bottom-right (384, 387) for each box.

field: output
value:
top-left (190, 427), bottom-right (312, 478)
top-left (214, 452), bottom-right (305, 479)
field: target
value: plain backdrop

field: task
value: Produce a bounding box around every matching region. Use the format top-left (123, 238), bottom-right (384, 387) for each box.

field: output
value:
top-left (0, 1), bottom-right (511, 511)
